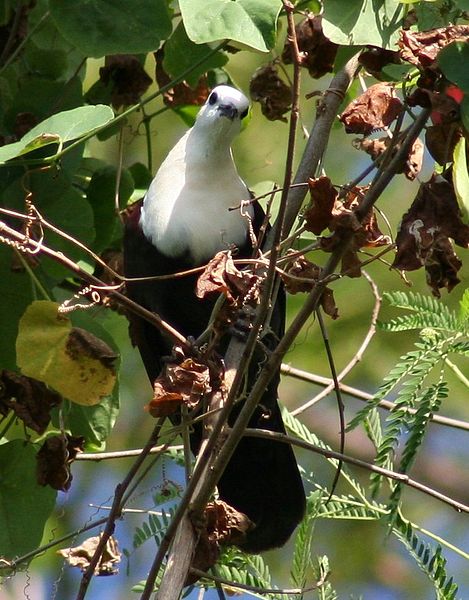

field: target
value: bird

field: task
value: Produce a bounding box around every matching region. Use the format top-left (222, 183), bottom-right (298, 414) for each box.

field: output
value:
top-left (123, 85), bottom-right (305, 552)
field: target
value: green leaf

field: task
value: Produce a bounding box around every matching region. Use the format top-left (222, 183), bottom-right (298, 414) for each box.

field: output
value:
top-left (2, 168), bottom-right (95, 281)
top-left (49, 0), bottom-right (172, 58)
top-left (438, 41), bottom-right (469, 93)
top-left (0, 105), bottom-right (114, 164)
top-left (461, 94), bottom-right (469, 133)
top-left (452, 136), bottom-right (469, 225)
top-left (86, 165), bottom-right (134, 252)
top-left (460, 289), bottom-right (469, 321)
top-left (0, 246), bottom-right (34, 370)
top-left (16, 301), bottom-right (118, 406)
top-left (179, 0), bottom-right (282, 52)
top-left (392, 517), bottom-right (458, 600)
top-left (62, 388), bottom-right (120, 450)
top-left (163, 22), bottom-right (228, 87)
top-left (322, 0), bottom-right (404, 49)
top-left (0, 440), bottom-right (56, 560)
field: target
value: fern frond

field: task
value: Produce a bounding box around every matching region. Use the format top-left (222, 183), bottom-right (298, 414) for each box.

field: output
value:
top-left (214, 547), bottom-right (287, 599)
top-left (392, 517), bottom-right (458, 600)
top-left (316, 493), bottom-right (384, 521)
top-left (291, 491), bottom-right (322, 593)
top-left (370, 352), bottom-right (445, 495)
top-left (283, 409), bottom-right (369, 502)
top-left (448, 341), bottom-right (469, 355)
top-left (132, 508), bottom-right (175, 550)
top-left (386, 382), bottom-right (448, 519)
top-left (314, 556), bottom-right (337, 600)
top-left (347, 340), bottom-right (441, 432)
top-left (364, 406), bottom-right (383, 449)
top-left (459, 288), bottom-right (469, 322)
top-left (382, 291), bottom-right (460, 331)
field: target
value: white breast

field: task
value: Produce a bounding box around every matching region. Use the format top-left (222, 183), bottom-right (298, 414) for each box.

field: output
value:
top-left (140, 129), bottom-right (253, 264)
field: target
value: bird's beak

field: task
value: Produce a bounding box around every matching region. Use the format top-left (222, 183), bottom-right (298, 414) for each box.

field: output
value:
top-left (217, 103), bottom-right (238, 120)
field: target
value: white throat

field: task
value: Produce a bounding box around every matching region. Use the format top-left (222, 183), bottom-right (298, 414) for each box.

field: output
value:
top-left (140, 91), bottom-right (253, 264)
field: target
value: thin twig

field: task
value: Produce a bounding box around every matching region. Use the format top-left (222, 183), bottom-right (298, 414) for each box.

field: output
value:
top-left (316, 307), bottom-right (345, 502)
top-left (76, 444), bottom-right (183, 461)
top-left (75, 419), bottom-right (164, 600)
top-left (245, 428), bottom-right (469, 514)
top-left (191, 567), bottom-right (327, 596)
top-left (281, 364), bottom-right (469, 432)
top-left (293, 271), bottom-right (381, 415)
top-left (0, 220), bottom-right (190, 350)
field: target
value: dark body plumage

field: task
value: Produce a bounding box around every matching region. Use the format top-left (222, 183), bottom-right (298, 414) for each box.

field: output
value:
top-left (124, 200), bottom-right (305, 552)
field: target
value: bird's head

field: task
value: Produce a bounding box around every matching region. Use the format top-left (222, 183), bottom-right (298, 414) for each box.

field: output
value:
top-left (193, 85), bottom-right (250, 143)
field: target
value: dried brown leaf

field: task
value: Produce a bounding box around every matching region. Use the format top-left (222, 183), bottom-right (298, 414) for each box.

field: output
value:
top-left (355, 135), bottom-right (423, 181)
top-left (146, 358), bottom-right (211, 418)
top-left (282, 15), bottom-right (338, 79)
top-left (303, 176), bottom-right (338, 234)
top-left (196, 251), bottom-right (260, 305)
top-left (393, 174), bottom-right (469, 296)
top-left (399, 25), bottom-right (469, 68)
top-left (99, 55), bottom-right (152, 109)
top-left (187, 500), bottom-right (253, 584)
top-left (339, 83), bottom-right (402, 136)
top-left (359, 47), bottom-right (401, 77)
top-left (316, 185), bottom-right (391, 278)
top-left (37, 434), bottom-right (84, 491)
top-left (0, 370), bottom-right (62, 434)
top-left (154, 48), bottom-right (209, 108)
top-left (58, 534), bottom-right (120, 576)
top-left (281, 256), bottom-right (339, 318)
top-left (249, 63), bottom-right (291, 122)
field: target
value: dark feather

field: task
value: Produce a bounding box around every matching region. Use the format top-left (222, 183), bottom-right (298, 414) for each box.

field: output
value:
top-left (123, 199), bottom-right (305, 552)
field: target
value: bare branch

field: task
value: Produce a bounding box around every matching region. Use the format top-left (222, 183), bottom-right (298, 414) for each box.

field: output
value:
top-left (281, 365), bottom-right (469, 432)
top-left (245, 428), bottom-right (469, 514)
top-left (293, 271), bottom-right (381, 414)
top-left (0, 220), bottom-right (190, 350)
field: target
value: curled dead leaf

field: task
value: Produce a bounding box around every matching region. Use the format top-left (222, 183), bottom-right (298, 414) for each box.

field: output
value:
top-left (398, 26), bottom-right (469, 69)
top-left (281, 256), bottom-right (339, 319)
top-left (146, 358), bottom-right (211, 418)
top-left (154, 48), bottom-right (209, 108)
top-left (282, 15), bottom-right (338, 79)
top-left (356, 135), bottom-right (424, 181)
top-left (99, 54), bottom-right (152, 109)
top-left (249, 63), bottom-right (292, 122)
top-left (196, 251), bottom-right (260, 306)
top-left (37, 434), bottom-right (84, 491)
top-left (393, 174), bottom-right (469, 296)
top-left (58, 534), bottom-right (120, 576)
top-left (339, 83), bottom-right (402, 136)
top-left (359, 47), bottom-right (401, 77)
top-left (0, 370), bottom-right (61, 434)
top-left (311, 185), bottom-right (391, 278)
top-left (187, 500), bottom-right (253, 584)
top-left (303, 176), bottom-right (338, 235)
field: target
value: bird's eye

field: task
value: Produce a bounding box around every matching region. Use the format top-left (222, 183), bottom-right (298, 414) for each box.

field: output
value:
top-left (240, 108), bottom-right (249, 119)
top-left (208, 91), bottom-right (218, 105)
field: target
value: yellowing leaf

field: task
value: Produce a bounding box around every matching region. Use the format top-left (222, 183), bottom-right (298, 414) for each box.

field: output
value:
top-left (452, 137), bottom-right (469, 225)
top-left (16, 301), bottom-right (117, 406)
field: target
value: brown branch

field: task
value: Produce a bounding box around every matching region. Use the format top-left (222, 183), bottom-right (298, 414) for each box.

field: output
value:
top-left (76, 419), bottom-right (164, 600)
top-left (76, 445), bottom-right (183, 461)
top-left (282, 365), bottom-right (469, 432)
top-left (245, 428), bottom-right (469, 514)
top-left (0, 220), bottom-right (190, 350)
top-left (191, 567), bottom-right (328, 596)
top-left (293, 271), bottom-right (381, 415)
